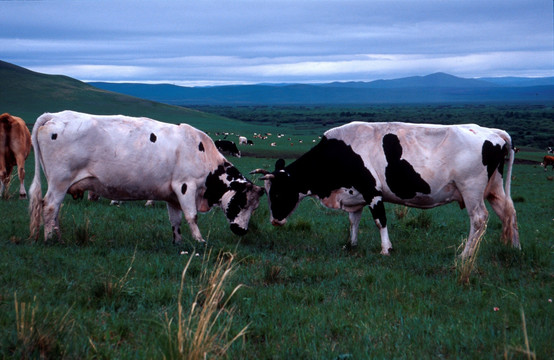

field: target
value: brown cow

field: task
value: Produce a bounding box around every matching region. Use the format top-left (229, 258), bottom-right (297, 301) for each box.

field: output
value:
top-left (540, 155), bottom-right (554, 171)
top-left (0, 113), bottom-right (32, 199)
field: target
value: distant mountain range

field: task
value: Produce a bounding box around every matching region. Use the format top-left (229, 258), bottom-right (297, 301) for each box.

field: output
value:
top-left (89, 72), bottom-right (554, 105)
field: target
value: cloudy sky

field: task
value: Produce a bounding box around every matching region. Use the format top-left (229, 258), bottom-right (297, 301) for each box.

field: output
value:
top-left (2, 0), bottom-right (552, 86)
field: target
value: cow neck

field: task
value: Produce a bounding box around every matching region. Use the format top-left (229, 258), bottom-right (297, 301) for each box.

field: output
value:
top-left (285, 136), bottom-right (379, 202)
top-left (284, 137), bottom-right (332, 197)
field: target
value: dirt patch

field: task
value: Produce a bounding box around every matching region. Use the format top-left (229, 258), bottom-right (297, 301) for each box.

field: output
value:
top-left (514, 158), bottom-right (540, 165)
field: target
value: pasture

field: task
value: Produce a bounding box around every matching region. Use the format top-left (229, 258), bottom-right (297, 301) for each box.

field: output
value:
top-left (1, 109), bottom-right (553, 359)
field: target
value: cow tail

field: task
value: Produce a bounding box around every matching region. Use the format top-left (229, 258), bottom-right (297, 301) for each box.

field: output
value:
top-left (29, 113), bottom-right (51, 239)
top-left (504, 135), bottom-right (514, 199)
top-left (501, 131), bottom-right (520, 246)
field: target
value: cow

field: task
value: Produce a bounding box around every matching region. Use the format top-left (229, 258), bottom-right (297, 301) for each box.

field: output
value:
top-left (29, 111), bottom-right (264, 243)
top-left (238, 136), bottom-right (248, 145)
top-left (251, 122), bottom-right (520, 259)
top-left (215, 140), bottom-right (241, 158)
top-left (540, 155), bottom-right (554, 171)
top-left (0, 113), bottom-right (32, 199)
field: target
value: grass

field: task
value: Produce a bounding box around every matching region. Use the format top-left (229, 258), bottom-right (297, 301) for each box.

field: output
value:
top-left (0, 120), bottom-right (553, 358)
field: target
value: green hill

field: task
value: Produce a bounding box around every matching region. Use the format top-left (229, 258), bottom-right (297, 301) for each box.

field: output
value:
top-left (0, 60), bottom-right (240, 131)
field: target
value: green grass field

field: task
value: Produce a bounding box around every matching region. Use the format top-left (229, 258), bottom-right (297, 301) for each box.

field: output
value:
top-left (1, 138), bottom-right (552, 358)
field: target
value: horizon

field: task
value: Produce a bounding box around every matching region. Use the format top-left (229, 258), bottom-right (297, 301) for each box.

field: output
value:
top-left (83, 72), bottom-right (554, 88)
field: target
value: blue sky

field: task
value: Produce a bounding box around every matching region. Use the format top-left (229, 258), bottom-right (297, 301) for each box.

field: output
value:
top-left (2, 0), bottom-right (552, 86)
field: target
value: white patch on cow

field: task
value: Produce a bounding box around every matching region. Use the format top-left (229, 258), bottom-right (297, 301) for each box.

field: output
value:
top-left (369, 196), bottom-right (382, 209)
top-left (220, 190), bottom-right (235, 213)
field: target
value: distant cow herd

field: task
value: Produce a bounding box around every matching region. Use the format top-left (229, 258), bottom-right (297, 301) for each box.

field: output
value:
top-left (5, 109), bottom-right (554, 259)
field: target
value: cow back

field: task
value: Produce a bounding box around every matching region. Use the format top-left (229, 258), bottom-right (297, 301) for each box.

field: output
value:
top-left (34, 111), bottom-right (226, 200)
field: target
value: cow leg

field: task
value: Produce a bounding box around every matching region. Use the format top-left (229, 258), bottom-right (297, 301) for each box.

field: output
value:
top-left (486, 173), bottom-right (520, 248)
top-left (348, 209), bottom-right (363, 247)
top-left (0, 165), bottom-right (12, 198)
top-left (42, 189), bottom-right (66, 241)
top-left (15, 153), bottom-right (27, 199)
top-left (167, 202), bottom-right (183, 244)
top-left (0, 176), bottom-right (6, 198)
top-left (461, 199), bottom-right (489, 259)
top-left (173, 183), bottom-right (205, 243)
top-left (368, 197), bottom-right (392, 255)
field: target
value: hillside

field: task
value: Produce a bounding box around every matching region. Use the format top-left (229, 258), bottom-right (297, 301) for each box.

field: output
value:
top-left (89, 72), bottom-right (554, 105)
top-left (0, 60), bottom-right (240, 131)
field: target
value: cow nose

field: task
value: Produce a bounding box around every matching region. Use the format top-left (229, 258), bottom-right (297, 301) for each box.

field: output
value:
top-left (230, 223), bottom-right (248, 236)
top-left (271, 219), bottom-right (285, 227)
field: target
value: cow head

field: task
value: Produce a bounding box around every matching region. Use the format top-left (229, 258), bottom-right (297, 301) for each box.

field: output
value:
top-left (205, 162), bottom-right (264, 235)
top-left (251, 159), bottom-right (300, 226)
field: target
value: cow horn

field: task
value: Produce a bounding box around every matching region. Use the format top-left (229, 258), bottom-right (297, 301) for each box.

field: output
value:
top-left (250, 168), bottom-right (269, 175)
top-left (260, 174), bottom-right (275, 180)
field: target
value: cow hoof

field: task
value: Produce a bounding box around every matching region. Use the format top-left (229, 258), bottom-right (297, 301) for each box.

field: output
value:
top-left (380, 248), bottom-right (393, 256)
top-left (19, 194), bottom-right (27, 199)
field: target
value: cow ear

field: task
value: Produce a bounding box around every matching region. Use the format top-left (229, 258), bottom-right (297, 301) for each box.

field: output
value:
top-left (275, 158), bottom-right (286, 171)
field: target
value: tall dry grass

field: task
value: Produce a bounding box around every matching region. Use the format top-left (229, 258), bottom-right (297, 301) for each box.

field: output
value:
top-left (456, 223), bottom-right (487, 285)
top-left (14, 292), bottom-right (74, 358)
top-left (503, 307), bottom-right (536, 360)
top-left (163, 250), bottom-right (248, 360)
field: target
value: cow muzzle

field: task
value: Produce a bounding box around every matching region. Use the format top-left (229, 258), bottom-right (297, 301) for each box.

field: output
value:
top-left (230, 223), bottom-right (248, 236)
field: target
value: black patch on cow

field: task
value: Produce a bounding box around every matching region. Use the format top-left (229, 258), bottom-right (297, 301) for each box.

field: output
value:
top-left (204, 165), bottom-right (228, 207)
top-left (382, 133), bottom-right (431, 199)
top-left (181, 183), bottom-right (187, 195)
top-left (269, 136), bottom-right (381, 221)
top-left (230, 223), bottom-right (247, 236)
top-left (226, 166), bottom-right (243, 182)
top-left (482, 140), bottom-right (506, 179)
top-left (198, 142), bottom-right (205, 152)
top-left (226, 185), bottom-right (248, 221)
top-left (51, 133), bottom-right (57, 140)
top-left (150, 133), bottom-right (157, 143)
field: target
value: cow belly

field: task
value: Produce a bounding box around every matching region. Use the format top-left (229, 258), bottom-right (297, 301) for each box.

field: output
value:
top-left (320, 188), bottom-right (365, 212)
top-left (68, 176), bottom-right (174, 201)
top-left (383, 182), bottom-right (462, 209)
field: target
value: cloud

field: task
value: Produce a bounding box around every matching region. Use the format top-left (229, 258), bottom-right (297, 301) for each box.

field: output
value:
top-left (1, 0), bottom-right (552, 84)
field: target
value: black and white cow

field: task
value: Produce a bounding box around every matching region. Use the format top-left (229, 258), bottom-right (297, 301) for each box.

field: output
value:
top-left (29, 111), bottom-right (264, 242)
top-left (215, 140), bottom-right (241, 158)
top-left (252, 122), bottom-right (520, 259)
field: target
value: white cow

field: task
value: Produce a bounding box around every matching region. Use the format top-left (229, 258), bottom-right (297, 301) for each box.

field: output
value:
top-left (29, 111), bottom-right (264, 242)
top-left (238, 136), bottom-right (247, 145)
top-left (252, 122), bottom-right (520, 259)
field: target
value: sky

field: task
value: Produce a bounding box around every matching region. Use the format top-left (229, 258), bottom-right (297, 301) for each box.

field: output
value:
top-left (1, 0), bottom-right (553, 86)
